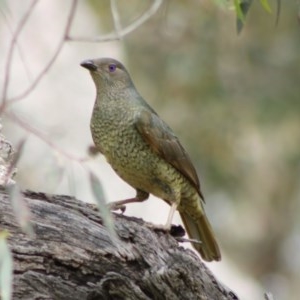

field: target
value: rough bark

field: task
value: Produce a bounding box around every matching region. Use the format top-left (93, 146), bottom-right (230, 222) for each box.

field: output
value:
top-left (0, 189), bottom-right (238, 300)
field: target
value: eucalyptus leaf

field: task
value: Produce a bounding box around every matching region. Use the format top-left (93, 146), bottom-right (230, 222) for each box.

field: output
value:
top-left (0, 231), bottom-right (13, 300)
top-left (8, 184), bottom-right (35, 237)
top-left (260, 0), bottom-right (272, 13)
top-left (89, 171), bottom-right (117, 240)
top-left (235, 0), bottom-right (254, 34)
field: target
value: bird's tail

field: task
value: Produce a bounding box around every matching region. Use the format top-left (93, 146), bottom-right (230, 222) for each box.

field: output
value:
top-left (180, 211), bottom-right (221, 262)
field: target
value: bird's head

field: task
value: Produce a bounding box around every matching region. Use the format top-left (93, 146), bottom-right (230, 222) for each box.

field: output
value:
top-left (80, 58), bottom-right (133, 90)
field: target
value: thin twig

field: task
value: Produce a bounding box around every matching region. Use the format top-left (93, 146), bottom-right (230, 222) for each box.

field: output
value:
top-left (0, 7), bottom-right (33, 83)
top-left (1, 0), bottom-right (39, 109)
top-left (68, 0), bottom-right (163, 42)
top-left (110, 0), bottom-right (122, 38)
top-left (5, 111), bottom-right (89, 163)
top-left (6, 0), bottom-right (78, 106)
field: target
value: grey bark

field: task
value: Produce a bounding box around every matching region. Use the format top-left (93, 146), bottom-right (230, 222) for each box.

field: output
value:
top-left (0, 189), bottom-right (238, 300)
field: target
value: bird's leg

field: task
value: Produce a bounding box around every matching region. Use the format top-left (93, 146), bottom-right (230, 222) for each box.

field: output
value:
top-left (108, 189), bottom-right (149, 213)
top-left (165, 201), bottom-right (179, 230)
top-left (148, 201), bottom-right (179, 231)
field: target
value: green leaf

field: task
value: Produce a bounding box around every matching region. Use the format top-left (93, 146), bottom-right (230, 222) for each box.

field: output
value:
top-left (275, 0), bottom-right (281, 26)
top-left (8, 184), bottom-right (35, 237)
top-left (234, 0), bottom-right (245, 22)
top-left (260, 0), bottom-right (272, 13)
top-left (0, 231), bottom-right (13, 300)
top-left (235, 0), bottom-right (254, 34)
top-left (89, 171), bottom-right (117, 240)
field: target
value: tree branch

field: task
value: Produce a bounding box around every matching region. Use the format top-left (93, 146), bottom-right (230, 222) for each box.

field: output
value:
top-left (5, 0), bottom-right (78, 107)
top-left (0, 189), bottom-right (239, 300)
top-left (67, 0), bottom-right (163, 42)
top-left (1, 0), bottom-right (39, 107)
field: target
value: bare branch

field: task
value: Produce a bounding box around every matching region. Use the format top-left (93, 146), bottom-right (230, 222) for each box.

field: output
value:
top-left (4, 0), bottom-right (78, 107)
top-left (0, 7), bottom-right (33, 83)
top-left (110, 0), bottom-right (122, 38)
top-left (1, 0), bottom-right (39, 108)
top-left (68, 0), bottom-right (163, 42)
top-left (5, 111), bottom-right (88, 163)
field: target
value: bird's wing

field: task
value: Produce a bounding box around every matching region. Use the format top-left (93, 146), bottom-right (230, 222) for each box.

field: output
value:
top-left (135, 109), bottom-right (204, 200)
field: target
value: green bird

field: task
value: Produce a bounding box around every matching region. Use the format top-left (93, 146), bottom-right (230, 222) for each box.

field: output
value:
top-left (81, 58), bottom-right (221, 262)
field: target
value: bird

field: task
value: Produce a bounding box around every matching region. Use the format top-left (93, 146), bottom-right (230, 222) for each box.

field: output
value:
top-left (80, 57), bottom-right (221, 262)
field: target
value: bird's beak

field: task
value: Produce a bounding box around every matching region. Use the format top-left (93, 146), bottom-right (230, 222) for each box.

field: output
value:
top-left (80, 60), bottom-right (97, 71)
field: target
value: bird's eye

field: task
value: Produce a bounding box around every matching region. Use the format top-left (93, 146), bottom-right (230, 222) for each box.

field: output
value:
top-left (108, 64), bottom-right (117, 72)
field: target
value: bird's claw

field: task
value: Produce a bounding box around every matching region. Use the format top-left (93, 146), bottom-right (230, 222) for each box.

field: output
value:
top-left (108, 202), bottom-right (126, 214)
top-left (147, 223), bottom-right (185, 238)
top-left (147, 223), bottom-right (171, 232)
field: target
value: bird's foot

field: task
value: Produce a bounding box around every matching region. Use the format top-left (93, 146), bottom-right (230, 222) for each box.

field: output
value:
top-left (169, 224), bottom-right (185, 237)
top-left (107, 195), bottom-right (148, 214)
top-left (147, 223), bottom-right (185, 237)
top-left (146, 223), bottom-right (170, 232)
top-left (107, 202), bottom-right (126, 214)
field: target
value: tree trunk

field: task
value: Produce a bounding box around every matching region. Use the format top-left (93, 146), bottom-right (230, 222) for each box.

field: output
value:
top-left (0, 189), bottom-right (238, 300)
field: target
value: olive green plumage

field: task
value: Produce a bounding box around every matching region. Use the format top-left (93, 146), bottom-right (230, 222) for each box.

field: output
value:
top-left (81, 57), bottom-right (221, 262)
